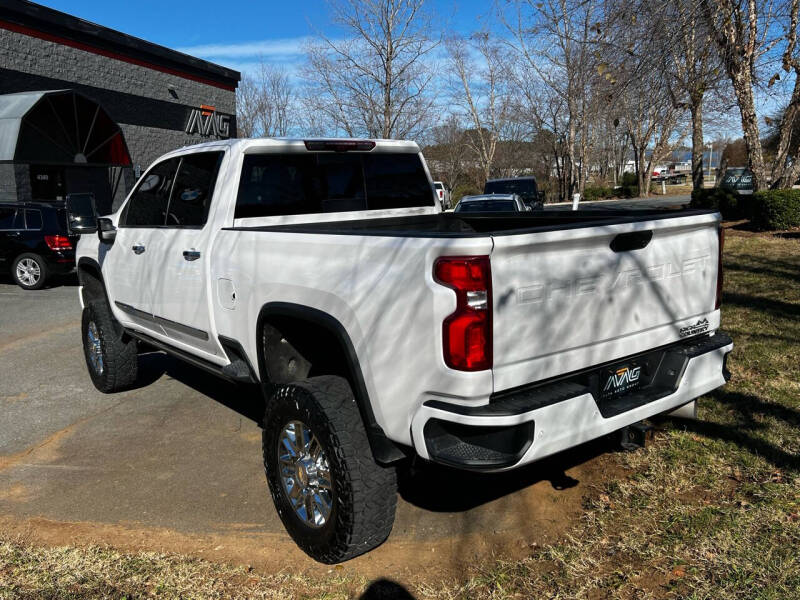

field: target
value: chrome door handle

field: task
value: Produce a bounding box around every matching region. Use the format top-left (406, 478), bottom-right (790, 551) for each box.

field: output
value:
top-left (183, 249), bottom-right (201, 261)
top-left (132, 244), bottom-right (145, 255)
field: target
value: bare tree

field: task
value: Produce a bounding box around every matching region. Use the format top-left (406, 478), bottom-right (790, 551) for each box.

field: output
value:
top-left (621, 75), bottom-right (684, 196)
top-left (593, 114), bottom-right (629, 186)
top-left (767, 0), bottom-right (800, 186)
top-left (236, 61), bottom-right (292, 138)
top-left (701, 0), bottom-right (775, 189)
top-left (446, 32), bottom-right (511, 184)
top-left (493, 118), bottom-right (540, 178)
top-left (425, 114), bottom-right (470, 192)
top-left (654, 0), bottom-right (723, 190)
top-left (503, 0), bottom-right (603, 200)
top-left (304, 0), bottom-right (439, 139)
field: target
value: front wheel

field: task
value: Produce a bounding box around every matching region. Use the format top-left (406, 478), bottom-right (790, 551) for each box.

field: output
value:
top-left (12, 253), bottom-right (47, 290)
top-left (262, 376), bottom-right (397, 563)
top-left (81, 301), bottom-right (138, 392)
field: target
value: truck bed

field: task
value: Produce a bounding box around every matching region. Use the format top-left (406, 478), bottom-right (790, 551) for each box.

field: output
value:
top-left (213, 205), bottom-right (722, 445)
top-left (225, 208), bottom-right (716, 237)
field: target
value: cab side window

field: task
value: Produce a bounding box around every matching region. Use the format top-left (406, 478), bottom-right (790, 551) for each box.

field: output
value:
top-left (166, 152), bottom-right (223, 227)
top-left (0, 207), bottom-right (17, 230)
top-left (122, 158), bottom-right (180, 227)
top-left (25, 209), bottom-right (42, 230)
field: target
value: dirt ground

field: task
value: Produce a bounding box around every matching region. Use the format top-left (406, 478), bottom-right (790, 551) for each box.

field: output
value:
top-left (0, 277), bottom-right (624, 585)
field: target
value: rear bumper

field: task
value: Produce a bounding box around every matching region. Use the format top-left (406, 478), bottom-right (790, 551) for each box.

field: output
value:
top-left (411, 332), bottom-right (733, 471)
top-left (44, 249), bottom-right (76, 274)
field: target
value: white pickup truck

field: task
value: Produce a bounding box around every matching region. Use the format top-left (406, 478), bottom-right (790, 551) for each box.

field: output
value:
top-left (73, 138), bottom-right (732, 563)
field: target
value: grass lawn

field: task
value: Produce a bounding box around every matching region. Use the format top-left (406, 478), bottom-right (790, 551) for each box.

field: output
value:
top-left (651, 183), bottom-right (694, 197)
top-left (1, 228), bottom-right (798, 599)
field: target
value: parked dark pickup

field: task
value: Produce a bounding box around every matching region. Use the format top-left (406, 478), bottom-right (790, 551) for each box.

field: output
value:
top-left (0, 202), bottom-right (77, 289)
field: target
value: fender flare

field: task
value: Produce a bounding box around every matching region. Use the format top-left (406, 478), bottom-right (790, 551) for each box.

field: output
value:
top-left (76, 257), bottom-right (111, 307)
top-left (257, 302), bottom-right (406, 465)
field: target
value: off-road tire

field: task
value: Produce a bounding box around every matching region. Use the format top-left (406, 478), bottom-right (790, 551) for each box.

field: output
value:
top-left (81, 300), bottom-right (138, 392)
top-left (12, 253), bottom-right (48, 290)
top-left (262, 375), bottom-right (397, 563)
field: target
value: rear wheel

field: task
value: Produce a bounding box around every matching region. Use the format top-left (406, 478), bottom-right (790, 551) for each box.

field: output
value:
top-left (81, 300), bottom-right (138, 392)
top-left (262, 376), bottom-right (397, 563)
top-left (12, 253), bottom-right (47, 290)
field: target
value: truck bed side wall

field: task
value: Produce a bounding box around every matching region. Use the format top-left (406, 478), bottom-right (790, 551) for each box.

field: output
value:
top-left (210, 229), bottom-right (494, 446)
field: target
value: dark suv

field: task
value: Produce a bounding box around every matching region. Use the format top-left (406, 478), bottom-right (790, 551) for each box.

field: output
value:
top-left (0, 202), bottom-right (78, 289)
top-left (483, 176), bottom-right (544, 209)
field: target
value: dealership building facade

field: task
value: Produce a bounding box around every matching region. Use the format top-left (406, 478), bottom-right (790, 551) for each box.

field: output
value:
top-left (0, 0), bottom-right (240, 214)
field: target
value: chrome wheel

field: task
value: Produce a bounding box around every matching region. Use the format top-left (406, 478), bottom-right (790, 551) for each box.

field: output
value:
top-left (86, 321), bottom-right (104, 375)
top-left (15, 258), bottom-right (41, 287)
top-left (278, 420), bottom-right (333, 528)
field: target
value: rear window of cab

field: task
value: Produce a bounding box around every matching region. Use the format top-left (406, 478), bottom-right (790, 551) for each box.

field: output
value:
top-left (235, 152), bottom-right (434, 219)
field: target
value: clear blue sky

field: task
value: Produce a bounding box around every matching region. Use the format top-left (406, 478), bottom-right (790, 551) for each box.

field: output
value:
top-left (35, 1), bottom-right (491, 74)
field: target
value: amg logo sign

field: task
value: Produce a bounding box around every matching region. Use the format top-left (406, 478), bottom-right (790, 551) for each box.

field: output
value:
top-left (185, 105), bottom-right (231, 138)
top-left (602, 366), bottom-right (641, 397)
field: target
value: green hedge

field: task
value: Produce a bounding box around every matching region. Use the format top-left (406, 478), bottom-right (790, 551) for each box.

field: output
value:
top-left (750, 189), bottom-right (800, 230)
top-left (583, 186), bottom-right (614, 202)
top-left (691, 187), bottom-right (800, 230)
top-left (690, 188), bottom-right (746, 219)
top-left (583, 184), bottom-right (640, 201)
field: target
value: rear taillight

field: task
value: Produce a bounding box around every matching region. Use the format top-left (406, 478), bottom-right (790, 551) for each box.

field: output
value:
top-left (715, 226), bottom-right (725, 309)
top-left (45, 235), bottom-right (72, 250)
top-left (434, 256), bottom-right (492, 371)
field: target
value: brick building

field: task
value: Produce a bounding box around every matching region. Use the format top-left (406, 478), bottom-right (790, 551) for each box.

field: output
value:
top-left (0, 0), bottom-right (240, 213)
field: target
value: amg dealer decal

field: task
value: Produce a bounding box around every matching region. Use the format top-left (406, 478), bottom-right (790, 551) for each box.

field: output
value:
top-left (679, 318), bottom-right (710, 337)
top-left (602, 366), bottom-right (641, 397)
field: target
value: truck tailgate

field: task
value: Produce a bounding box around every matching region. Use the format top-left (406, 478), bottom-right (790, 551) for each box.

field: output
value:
top-left (490, 212), bottom-right (721, 392)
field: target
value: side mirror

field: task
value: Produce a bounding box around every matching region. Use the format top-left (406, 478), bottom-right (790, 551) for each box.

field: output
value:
top-left (97, 218), bottom-right (117, 244)
top-left (66, 193), bottom-right (98, 234)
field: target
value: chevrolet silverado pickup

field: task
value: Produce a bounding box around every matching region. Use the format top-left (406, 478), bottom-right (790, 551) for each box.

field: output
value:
top-left (72, 138), bottom-right (732, 563)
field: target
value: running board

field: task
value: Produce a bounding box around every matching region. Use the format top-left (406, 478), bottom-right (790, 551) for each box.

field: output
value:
top-left (127, 330), bottom-right (257, 384)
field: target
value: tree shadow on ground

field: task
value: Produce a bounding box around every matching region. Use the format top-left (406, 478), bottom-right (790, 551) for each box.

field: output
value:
top-left (132, 351), bottom-right (265, 423)
top-left (723, 260), bottom-right (799, 281)
top-left (729, 222), bottom-right (800, 239)
top-left (713, 389), bottom-right (800, 428)
top-left (127, 348), bottom-right (800, 515)
top-left (662, 389), bottom-right (800, 473)
top-left (723, 292), bottom-right (800, 320)
top-left (398, 436), bottom-right (614, 512)
top-left (724, 250), bottom-right (800, 276)
top-left (132, 350), bottom-right (621, 512)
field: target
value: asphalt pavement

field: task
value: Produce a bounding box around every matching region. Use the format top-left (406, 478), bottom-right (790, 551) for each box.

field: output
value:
top-left (0, 273), bottom-right (615, 579)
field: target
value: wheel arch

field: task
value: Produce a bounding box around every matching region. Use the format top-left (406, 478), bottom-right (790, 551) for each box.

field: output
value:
top-left (257, 302), bottom-right (405, 465)
top-left (77, 257), bottom-right (110, 308)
